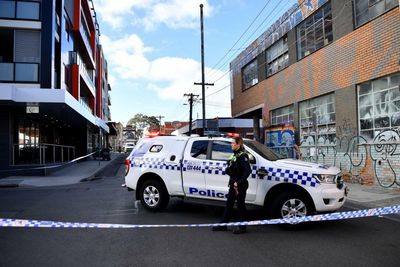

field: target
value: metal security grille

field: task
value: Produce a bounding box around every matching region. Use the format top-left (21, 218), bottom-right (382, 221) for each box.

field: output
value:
top-left (14, 30), bottom-right (40, 63)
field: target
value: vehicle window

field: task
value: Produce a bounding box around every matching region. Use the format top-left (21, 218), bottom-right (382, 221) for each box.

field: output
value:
top-left (132, 142), bottom-right (153, 157)
top-left (211, 141), bottom-right (232, 161)
top-left (149, 145), bottom-right (163, 153)
top-left (244, 140), bottom-right (283, 161)
top-left (190, 141), bottom-right (208, 159)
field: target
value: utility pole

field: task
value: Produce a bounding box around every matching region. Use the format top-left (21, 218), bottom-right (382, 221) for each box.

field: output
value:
top-left (184, 93), bottom-right (199, 135)
top-left (194, 3), bottom-right (214, 135)
top-left (155, 115), bottom-right (164, 133)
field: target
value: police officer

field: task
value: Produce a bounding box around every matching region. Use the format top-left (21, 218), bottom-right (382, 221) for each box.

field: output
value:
top-left (212, 136), bottom-right (251, 234)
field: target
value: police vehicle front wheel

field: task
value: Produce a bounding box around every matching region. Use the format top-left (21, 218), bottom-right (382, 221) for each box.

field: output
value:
top-left (271, 191), bottom-right (311, 221)
top-left (139, 180), bottom-right (169, 211)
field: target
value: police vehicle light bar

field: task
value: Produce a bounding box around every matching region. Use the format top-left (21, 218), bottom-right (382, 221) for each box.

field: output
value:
top-left (204, 131), bottom-right (240, 137)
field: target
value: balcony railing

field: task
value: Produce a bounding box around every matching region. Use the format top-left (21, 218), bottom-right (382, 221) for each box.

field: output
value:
top-left (79, 97), bottom-right (92, 112)
top-left (79, 24), bottom-right (93, 59)
top-left (12, 143), bottom-right (75, 165)
top-left (0, 62), bottom-right (39, 83)
top-left (69, 51), bottom-right (95, 95)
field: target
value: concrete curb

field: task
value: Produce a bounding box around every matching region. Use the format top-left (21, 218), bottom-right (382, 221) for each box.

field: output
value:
top-left (80, 153), bottom-right (126, 182)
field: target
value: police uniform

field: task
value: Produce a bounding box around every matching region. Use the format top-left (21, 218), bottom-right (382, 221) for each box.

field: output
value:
top-left (213, 148), bottom-right (251, 234)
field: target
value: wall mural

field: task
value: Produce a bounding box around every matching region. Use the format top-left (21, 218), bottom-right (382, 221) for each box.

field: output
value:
top-left (299, 128), bottom-right (400, 188)
top-left (266, 125), bottom-right (296, 159)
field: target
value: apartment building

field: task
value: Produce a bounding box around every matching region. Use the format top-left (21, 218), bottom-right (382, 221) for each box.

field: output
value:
top-left (230, 0), bottom-right (399, 186)
top-left (0, 0), bottom-right (112, 175)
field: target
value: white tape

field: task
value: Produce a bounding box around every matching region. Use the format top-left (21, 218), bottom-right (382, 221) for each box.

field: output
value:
top-left (0, 151), bottom-right (99, 173)
top-left (0, 205), bottom-right (399, 228)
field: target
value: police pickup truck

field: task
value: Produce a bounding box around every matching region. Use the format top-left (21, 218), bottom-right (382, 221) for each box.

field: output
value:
top-left (124, 135), bottom-right (347, 220)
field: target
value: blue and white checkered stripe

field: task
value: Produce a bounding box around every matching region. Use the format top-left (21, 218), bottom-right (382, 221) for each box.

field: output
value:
top-left (202, 161), bottom-right (228, 175)
top-left (131, 158), bottom-right (319, 187)
top-left (1, 205), bottom-right (399, 228)
top-left (251, 166), bottom-right (319, 187)
top-left (131, 157), bottom-right (181, 171)
top-left (132, 158), bottom-right (230, 174)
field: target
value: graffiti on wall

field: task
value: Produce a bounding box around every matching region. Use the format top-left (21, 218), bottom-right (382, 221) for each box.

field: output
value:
top-left (370, 130), bottom-right (400, 187)
top-left (266, 125), bottom-right (296, 159)
top-left (299, 129), bottom-right (400, 188)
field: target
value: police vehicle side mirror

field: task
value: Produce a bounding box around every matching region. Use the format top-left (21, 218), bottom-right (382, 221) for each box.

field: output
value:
top-left (170, 155), bottom-right (176, 161)
top-left (258, 168), bottom-right (268, 177)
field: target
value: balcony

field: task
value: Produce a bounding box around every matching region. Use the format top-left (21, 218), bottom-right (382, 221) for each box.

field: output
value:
top-left (79, 97), bottom-right (92, 113)
top-left (69, 51), bottom-right (95, 97)
top-left (0, 62), bottom-right (39, 83)
top-left (80, 64), bottom-right (95, 96)
top-left (79, 24), bottom-right (93, 60)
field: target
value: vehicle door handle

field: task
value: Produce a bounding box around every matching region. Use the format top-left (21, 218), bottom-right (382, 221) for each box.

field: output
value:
top-left (258, 168), bottom-right (268, 177)
top-left (209, 166), bottom-right (220, 170)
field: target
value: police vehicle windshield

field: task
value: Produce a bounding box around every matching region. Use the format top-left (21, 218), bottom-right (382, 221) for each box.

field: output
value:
top-left (244, 140), bottom-right (284, 161)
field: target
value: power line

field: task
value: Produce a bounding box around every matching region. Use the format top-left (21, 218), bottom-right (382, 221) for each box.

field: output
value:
top-left (208, 0), bottom-right (290, 82)
top-left (206, 84), bottom-right (230, 97)
top-left (205, 0), bottom-right (274, 79)
top-left (208, 0), bottom-right (352, 86)
top-left (191, 1), bottom-right (302, 102)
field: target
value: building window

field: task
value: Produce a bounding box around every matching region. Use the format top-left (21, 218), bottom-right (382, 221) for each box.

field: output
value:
top-left (271, 105), bottom-right (294, 126)
top-left (242, 59), bottom-right (258, 90)
top-left (300, 94), bottom-right (336, 145)
top-left (0, 0), bottom-right (41, 20)
top-left (353, 0), bottom-right (398, 28)
top-left (0, 29), bottom-right (40, 83)
top-left (358, 73), bottom-right (400, 142)
top-left (266, 36), bottom-right (289, 77)
top-left (297, 2), bottom-right (333, 60)
top-left (13, 118), bottom-right (40, 165)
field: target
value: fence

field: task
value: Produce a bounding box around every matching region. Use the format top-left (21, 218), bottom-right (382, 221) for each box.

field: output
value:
top-left (12, 143), bottom-right (75, 165)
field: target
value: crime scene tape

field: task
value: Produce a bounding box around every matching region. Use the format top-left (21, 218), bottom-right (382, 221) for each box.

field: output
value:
top-left (0, 151), bottom-right (99, 173)
top-left (1, 205), bottom-right (399, 228)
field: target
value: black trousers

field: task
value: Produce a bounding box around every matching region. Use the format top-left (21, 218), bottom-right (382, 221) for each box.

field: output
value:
top-left (221, 183), bottom-right (248, 229)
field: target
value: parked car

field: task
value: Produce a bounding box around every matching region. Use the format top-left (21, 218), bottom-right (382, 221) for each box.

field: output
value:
top-left (124, 143), bottom-right (135, 153)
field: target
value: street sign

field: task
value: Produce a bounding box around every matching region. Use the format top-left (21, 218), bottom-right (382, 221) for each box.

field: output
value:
top-left (26, 102), bottom-right (39, 113)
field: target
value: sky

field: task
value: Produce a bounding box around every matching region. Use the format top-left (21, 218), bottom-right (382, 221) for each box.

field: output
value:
top-left (94, 0), bottom-right (298, 126)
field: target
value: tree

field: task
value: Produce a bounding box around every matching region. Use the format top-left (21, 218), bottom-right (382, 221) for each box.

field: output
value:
top-left (127, 114), bottom-right (161, 138)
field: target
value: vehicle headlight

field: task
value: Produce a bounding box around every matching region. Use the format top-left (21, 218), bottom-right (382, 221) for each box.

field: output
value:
top-left (313, 174), bottom-right (336, 184)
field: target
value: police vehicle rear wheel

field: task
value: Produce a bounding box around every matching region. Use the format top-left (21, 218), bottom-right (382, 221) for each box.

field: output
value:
top-left (140, 180), bottom-right (169, 211)
top-left (271, 191), bottom-right (311, 221)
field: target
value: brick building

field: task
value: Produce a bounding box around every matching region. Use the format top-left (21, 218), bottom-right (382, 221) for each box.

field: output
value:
top-left (230, 0), bottom-right (399, 187)
top-left (160, 121), bottom-right (189, 135)
top-left (0, 0), bottom-right (112, 175)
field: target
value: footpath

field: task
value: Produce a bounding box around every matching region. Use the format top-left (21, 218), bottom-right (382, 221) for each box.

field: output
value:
top-left (0, 152), bottom-right (125, 188)
top-left (0, 154), bottom-right (399, 220)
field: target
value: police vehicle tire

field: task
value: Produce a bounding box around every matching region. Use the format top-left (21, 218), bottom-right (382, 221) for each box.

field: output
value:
top-left (270, 191), bottom-right (311, 220)
top-left (139, 179), bottom-right (169, 211)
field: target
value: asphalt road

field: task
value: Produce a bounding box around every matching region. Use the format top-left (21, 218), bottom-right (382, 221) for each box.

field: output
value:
top-left (0, 160), bottom-right (399, 267)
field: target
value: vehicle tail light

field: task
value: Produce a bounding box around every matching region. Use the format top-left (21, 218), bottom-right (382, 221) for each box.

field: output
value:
top-left (124, 159), bottom-right (131, 176)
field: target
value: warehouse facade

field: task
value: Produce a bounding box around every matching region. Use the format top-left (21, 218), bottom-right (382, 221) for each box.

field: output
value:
top-left (230, 0), bottom-right (399, 187)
